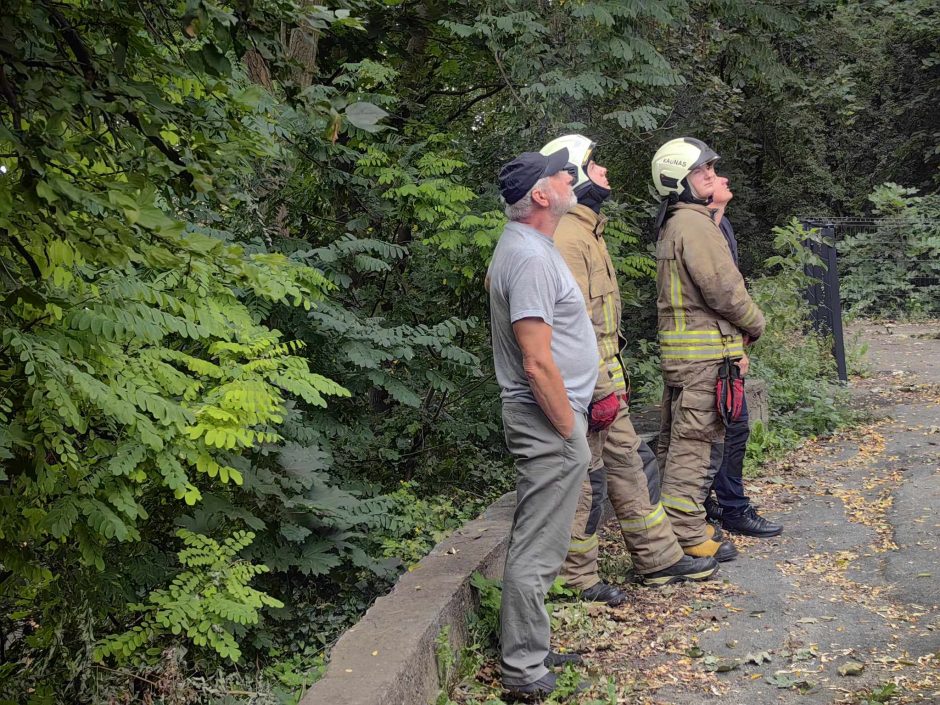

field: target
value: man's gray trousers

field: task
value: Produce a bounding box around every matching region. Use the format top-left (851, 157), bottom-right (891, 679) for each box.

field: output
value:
top-left (499, 402), bottom-right (590, 686)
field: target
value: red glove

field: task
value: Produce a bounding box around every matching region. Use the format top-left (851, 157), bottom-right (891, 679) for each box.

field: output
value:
top-left (716, 359), bottom-right (746, 425)
top-left (588, 393), bottom-right (619, 433)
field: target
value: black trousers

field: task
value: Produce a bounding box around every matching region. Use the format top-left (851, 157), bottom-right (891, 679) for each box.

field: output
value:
top-left (711, 395), bottom-right (750, 515)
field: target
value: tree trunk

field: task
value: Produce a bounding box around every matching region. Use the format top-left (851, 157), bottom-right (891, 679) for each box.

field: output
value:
top-left (288, 24), bottom-right (319, 89)
top-left (243, 48), bottom-right (272, 89)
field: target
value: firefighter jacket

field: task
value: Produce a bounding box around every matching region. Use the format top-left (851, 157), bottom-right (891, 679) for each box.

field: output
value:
top-left (554, 204), bottom-right (628, 401)
top-left (655, 202), bottom-right (765, 378)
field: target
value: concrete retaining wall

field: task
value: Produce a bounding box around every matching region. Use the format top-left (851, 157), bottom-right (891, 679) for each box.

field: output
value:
top-left (300, 492), bottom-right (517, 705)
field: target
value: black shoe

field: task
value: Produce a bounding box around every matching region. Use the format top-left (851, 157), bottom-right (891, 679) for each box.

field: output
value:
top-left (706, 521), bottom-right (724, 543)
top-left (722, 506), bottom-right (784, 538)
top-left (505, 672), bottom-right (558, 700)
top-left (705, 495), bottom-right (723, 521)
top-left (714, 540), bottom-right (739, 562)
top-left (505, 672), bottom-right (589, 701)
top-left (579, 581), bottom-right (627, 607)
top-left (641, 555), bottom-right (719, 587)
top-left (544, 651), bottom-right (583, 668)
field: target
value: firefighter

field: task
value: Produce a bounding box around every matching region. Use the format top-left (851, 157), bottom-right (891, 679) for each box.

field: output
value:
top-left (541, 135), bottom-right (719, 594)
top-left (704, 174), bottom-right (784, 538)
top-left (650, 137), bottom-right (766, 561)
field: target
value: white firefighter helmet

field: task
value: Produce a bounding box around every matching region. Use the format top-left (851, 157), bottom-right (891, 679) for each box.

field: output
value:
top-left (651, 137), bottom-right (720, 199)
top-left (541, 134), bottom-right (596, 196)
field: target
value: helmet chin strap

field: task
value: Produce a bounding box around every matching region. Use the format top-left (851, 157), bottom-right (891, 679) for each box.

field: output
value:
top-left (674, 178), bottom-right (712, 206)
top-left (576, 181), bottom-right (611, 214)
top-left (657, 185), bottom-right (713, 234)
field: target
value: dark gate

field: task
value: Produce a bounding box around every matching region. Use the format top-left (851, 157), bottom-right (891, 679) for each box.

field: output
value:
top-left (799, 215), bottom-right (940, 382)
top-left (799, 220), bottom-right (847, 382)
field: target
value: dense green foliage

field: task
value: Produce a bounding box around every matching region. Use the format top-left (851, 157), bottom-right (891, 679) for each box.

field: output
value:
top-left (95, 530), bottom-right (283, 664)
top-left (0, 0), bottom-right (935, 701)
top-left (839, 184), bottom-right (940, 316)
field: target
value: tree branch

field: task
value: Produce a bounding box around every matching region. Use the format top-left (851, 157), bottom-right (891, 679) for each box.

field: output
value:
top-left (445, 85), bottom-right (505, 124)
top-left (44, 4), bottom-right (96, 83)
top-left (3, 229), bottom-right (41, 281)
top-left (119, 109), bottom-right (186, 168)
top-left (44, 3), bottom-right (189, 175)
top-left (416, 83), bottom-right (501, 104)
top-left (491, 49), bottom-right (527, 112)
top-left (0, 64), bottom-right (22, 127)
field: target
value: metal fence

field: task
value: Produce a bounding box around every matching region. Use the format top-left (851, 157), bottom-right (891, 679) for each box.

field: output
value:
top-left (798, 216), bottom-right (940, 381)
top-left (815, 217), bottom-right (939, 313)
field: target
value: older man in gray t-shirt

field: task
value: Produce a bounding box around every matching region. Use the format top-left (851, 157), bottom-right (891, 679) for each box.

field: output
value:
top-left (487, 149), bottom-right (598, 698)
top-left (489, 220), bottom-right (598, 414)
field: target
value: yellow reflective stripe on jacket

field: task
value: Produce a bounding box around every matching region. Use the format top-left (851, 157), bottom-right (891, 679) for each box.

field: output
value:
top-left (669, 259), bottom-right (685, 331)
top-left (660, 343), bottom-right (743, 349)
top-left (659, 329), bottom-right (744, 361)
top-left (604, 289), bottom-right (616, 338)
top-left (568, 534), bottom-right (599, 554)
top-left (620, 502), bottom-right (667, 533)
top-left (662, 348), bottom-right (744, 360)
top-left (593, 287), bottom-right (628, 393)
top-left (601, 356), bottom-right (627, 380)
top-left (660, 343), bottom-right (744, 353)
top-left (659, 330), bottom-right (724, 340)
top-left (739, 301), bottom-right (761, 329)
top-left (662, 493), bottom-right (701, 514)
top-left (609, 359), bottom-right (626, 386)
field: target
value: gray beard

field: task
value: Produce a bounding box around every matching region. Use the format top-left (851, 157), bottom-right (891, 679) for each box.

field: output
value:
top-left (550, 190), bottom-right (577, 217)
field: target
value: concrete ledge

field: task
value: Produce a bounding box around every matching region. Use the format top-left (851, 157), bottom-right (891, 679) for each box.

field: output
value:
top-left (745, 378), bottom-right (769, 427)
top-left (300, 492), bottom-right (517, 705)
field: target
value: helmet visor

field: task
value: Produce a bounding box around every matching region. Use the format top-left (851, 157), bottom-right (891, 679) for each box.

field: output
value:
top-left (581, 142), bottom-right (596, 170)
top-left (688, 147), bottom-right (720, 171)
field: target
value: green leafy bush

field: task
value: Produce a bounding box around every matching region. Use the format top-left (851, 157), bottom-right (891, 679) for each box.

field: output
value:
top-left (743, 421), bottom-right (800, 477)
top-left (749, 219), bottom-right (856, 442)
top-left (839, 183), bottom-right (940, 317)
top-left (0, 2), bottom-right (362, 695)
top-left (95, 530), bottom-right (282, 664)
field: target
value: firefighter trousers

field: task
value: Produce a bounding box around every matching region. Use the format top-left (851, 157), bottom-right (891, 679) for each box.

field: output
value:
top-left (656, 363), bottom-right (727, 548)
top-left (560, 401), bottom-right (685, 586)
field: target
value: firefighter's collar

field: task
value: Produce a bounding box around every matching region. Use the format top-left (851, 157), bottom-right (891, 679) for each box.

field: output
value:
top-left (670, 201), bottom-right (718, 221)
top-left (567, 203), bottom-right (607, 237)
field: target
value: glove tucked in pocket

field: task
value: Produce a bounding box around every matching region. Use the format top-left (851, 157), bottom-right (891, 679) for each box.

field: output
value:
top-left (588, 392), bottom-right (620, 432)
top-left (715, 358), bottom-right (745, 425)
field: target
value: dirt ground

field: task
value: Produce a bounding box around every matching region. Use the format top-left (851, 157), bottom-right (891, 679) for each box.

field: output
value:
top-left (454, 321), bottom-right (940, 705)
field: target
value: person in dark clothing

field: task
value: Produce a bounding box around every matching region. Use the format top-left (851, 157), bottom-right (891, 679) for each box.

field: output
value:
top-left (705, 176), bottom-right (784, 539)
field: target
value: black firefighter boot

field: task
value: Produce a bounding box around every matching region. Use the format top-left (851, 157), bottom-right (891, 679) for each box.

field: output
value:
top-left (579, 581), bottom-right (628, 607)
top-left (722, 505), bottom-right (783, 538)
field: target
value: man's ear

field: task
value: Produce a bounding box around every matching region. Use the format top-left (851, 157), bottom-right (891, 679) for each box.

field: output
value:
top-left (530, 184), bottom-right (550, 208)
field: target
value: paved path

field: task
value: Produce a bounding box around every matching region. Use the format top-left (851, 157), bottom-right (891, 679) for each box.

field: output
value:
top-left (590, 322), bottom-right (940, 705)
top-left (454, 322), bottom-right (940, 704)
